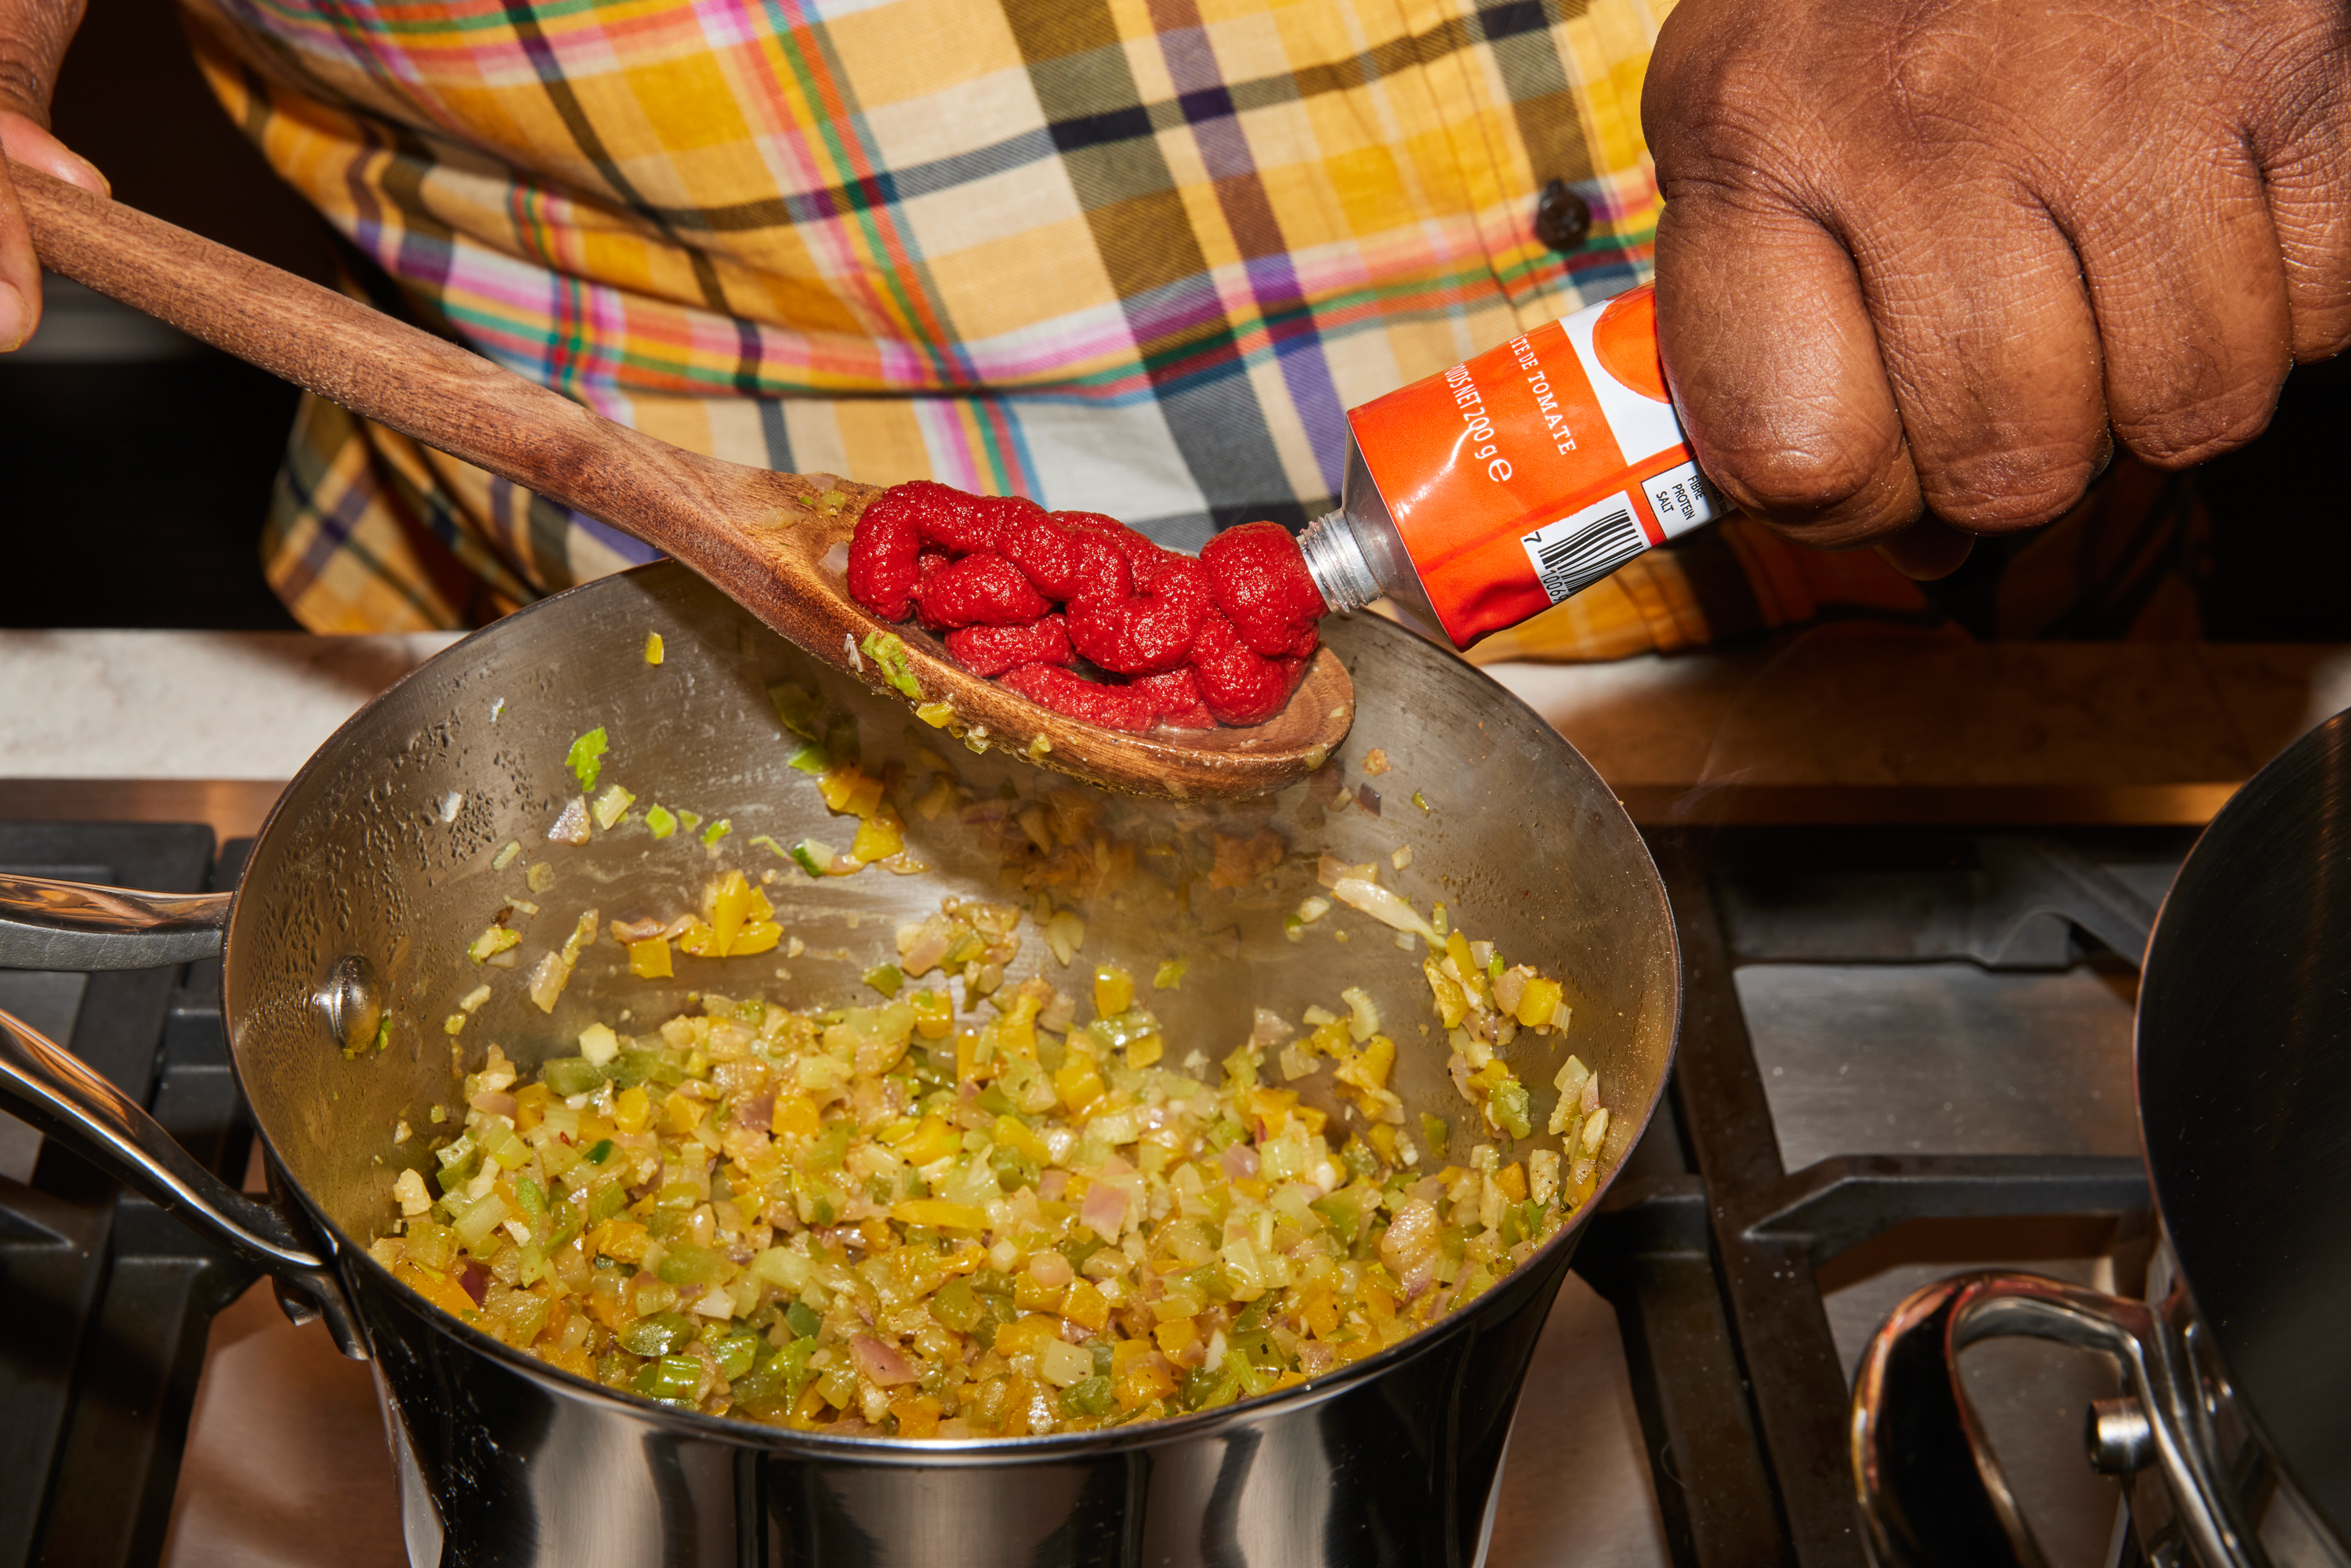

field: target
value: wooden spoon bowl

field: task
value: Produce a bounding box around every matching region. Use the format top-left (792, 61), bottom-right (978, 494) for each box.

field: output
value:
top-left (12, 161), bottom-right (1353, 799)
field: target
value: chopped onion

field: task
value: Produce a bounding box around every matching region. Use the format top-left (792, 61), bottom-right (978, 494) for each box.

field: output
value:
top-left (578, 1023), bottom-right (620, 1066)
top-left (1080, 1179), bottom-right (1129, 1241)
top-left (1220, 1143), bottom-right (1261, 1181)
top-left (521, 953), bottom-right (563, 1012)
top-left (1331, 878), bottom-right (1439, 942)
top-left (1317, 855), bottom-right (1375, 889)
top-left (1037, 1338), bottom-right (1092, 1389)
top-left (1044, 909), bottom-right (1087, 967)
top-left (1249, 1009), bottom-right (1295, 1048)
top-left (547, 797), bottom-right (591, 845)
top-left (1491, 966), bottom-right (1529, 1016)
top-left (850, 1334), bottom-right (918, 1386)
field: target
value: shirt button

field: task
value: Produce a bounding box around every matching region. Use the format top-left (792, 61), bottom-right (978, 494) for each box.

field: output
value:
top-left (1534, 179), bottom-right (1592, 253)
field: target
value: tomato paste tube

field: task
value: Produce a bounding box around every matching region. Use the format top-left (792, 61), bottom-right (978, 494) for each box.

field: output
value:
top-left (1297, 284), bottom-right (1725, 650)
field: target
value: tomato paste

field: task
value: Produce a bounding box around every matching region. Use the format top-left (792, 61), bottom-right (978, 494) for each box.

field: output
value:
top-left (1297, 283), bottom-right (1723, 650)
top-left (846, 283), bottom-right (1716, 731)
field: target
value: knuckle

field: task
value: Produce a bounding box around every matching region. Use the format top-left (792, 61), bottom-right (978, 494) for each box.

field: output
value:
top-left (1916, 443), bottom-right (2105, 532)
top-left (2114, 387), bottom-right (2280, 469)
top-left (1705, 425), bottom-right (1906, 527)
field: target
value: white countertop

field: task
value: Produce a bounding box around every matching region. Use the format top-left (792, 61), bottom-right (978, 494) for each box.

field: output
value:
top-left (6, 630), bottom-right (2349, 814)
top-left (0, 630), bottom-right (462, 779)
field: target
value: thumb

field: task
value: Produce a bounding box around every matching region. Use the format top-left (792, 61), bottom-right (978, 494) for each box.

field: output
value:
top-left (0, 112), bottom-right (106, 352)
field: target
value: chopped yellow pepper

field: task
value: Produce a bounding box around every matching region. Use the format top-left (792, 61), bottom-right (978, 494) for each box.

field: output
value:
top-left (1062, 1280), bottom-right (1110, 1331)
top-left (770, 1095), bottom-right (822, 1139)
top-left (1053, 1055), bottom-right (1106, 1115)
top-left (887, 1114), bottom-right (962, 1166)
top-left (1092, 965), bottom-right (1135, 1017)
top-left (850, 803), bottom-right (905, 863)
top-left (991, 1115), bottom-right (1050, 1164)
top-left (1514, 975), bottom-right (1563, 1028)
top-left (890, 1198), bottom-right (990, 1231)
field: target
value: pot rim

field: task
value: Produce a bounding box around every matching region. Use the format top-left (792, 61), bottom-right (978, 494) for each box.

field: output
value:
top-left (225, 559), bottom-right (1686, 1458)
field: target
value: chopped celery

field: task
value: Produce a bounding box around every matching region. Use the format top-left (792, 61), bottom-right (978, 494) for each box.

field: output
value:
top-left (1489, 1078), bottom-right (1532, 1140)
top-left (701, 818), bottom-right (732, 846)
top-left (619, 1312), bottom-right (697, 1357)
top-left (592, 784), bottom-right (636, 830)
top-left (540, 1056), bottom-right (605, 1097)
top-left (645, 803), bottom-right (677, 839)
top-left (468, 925), bottom-right (520, 965)
top-left (859, 631), bottom-right (922, 700)
top-left (1153, 958), bottom-right (1188, 990)
top-left (864, 963), bottom-right (902, 997)
top-left (1060, 1374), bottom-right (1114, 1418)
top-left (566, 727), bottom-right (609, 792)
top-left (790, 839), bottom-right (835, 877)
top-left (585, 1138), bottom-right (614, 1164)
top-left (632, 1354), bottom-right (704, 1403)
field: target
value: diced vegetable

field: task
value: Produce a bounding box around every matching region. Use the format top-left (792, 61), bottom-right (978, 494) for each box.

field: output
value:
top-left (566, 728), bottom-right (609, 792)
top-left (1331, 878), bottom-right (1440, 942)
top-left (592, 784), bottom-right (636, 830)
top-left (469, 925), bottom-right (520, 965)
top-left (391, 746), bottom-right (1607, 1443)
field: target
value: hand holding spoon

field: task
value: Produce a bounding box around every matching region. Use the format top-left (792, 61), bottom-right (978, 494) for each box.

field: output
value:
top-left (10, 161), bottom-right (1353, 799)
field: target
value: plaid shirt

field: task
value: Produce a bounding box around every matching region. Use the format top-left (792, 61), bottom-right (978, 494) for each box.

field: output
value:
top-left (183, 0), bottom-right (2208, 650)
top-left (183, 0), bottom-right (1669, 630)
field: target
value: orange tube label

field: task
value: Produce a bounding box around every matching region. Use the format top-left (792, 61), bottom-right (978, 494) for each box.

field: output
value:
top-left (1346, 284), bottom-right (1724, 649)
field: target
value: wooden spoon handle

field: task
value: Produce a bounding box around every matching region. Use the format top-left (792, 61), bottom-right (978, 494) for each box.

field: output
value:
top-left (10, 158), bottom-right (767, 541)
top-left (10, 158), bottom-right (1354, 798)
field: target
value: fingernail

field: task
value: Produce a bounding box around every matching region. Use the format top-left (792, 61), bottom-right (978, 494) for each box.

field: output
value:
top-left (0, 286), bottom-right (26, 353)
top-left (56, 152), bottom-right (109, 196)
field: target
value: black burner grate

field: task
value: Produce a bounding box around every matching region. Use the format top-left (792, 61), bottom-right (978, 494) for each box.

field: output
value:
top-left (1577, 827), bottom-right (2186, 1567)
top-left (0, 824), bottom-right (256, 1568)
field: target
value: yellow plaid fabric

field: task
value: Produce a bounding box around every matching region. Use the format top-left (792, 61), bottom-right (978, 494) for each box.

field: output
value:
top-left (181, 0), bottom-right (2210, 648)
top-left (180, 0), bottom-right (1675, 632)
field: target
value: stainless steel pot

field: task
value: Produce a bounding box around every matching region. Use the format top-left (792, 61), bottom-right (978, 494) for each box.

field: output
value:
top-left (0, 562), bottom-right (1681, 1568)
top-left (1850, 707), bottom-right (2351, 1568)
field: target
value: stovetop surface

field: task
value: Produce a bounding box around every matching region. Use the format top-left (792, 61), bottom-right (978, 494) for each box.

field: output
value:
top-left (0, 817), bottom-right (2185, 1568)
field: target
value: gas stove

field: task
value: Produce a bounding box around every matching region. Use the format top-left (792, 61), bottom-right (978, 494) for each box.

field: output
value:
top-left (0, 809), bottom-right (2183, 1567)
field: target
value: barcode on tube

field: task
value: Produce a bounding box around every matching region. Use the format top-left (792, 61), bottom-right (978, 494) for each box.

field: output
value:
top-left (1521, 494), bottom-right (1650, 603)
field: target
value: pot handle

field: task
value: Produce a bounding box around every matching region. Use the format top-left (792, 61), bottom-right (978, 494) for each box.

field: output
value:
top-left (0, 1003), bottom-right (368, 1359)
top-left (1850, 1271), bottom-right (2262, 1568)
top-left (0, 873), bottom-right (230, 970)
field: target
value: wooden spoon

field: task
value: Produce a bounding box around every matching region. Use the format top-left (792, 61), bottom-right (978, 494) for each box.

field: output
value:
top-left (12, 161), bottom-right (1353, 800)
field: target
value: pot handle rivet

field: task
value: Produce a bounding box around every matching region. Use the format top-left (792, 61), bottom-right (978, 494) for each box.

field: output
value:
top-left (2085, 1396), bottom-right (2155, 1476)
top-left (317, 954), bottom-right (382, 1052)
